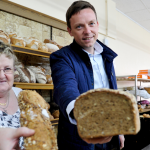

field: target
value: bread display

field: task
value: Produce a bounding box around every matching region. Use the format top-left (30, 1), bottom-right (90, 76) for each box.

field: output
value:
top-left (18, 90), bottom-right (58, 150)
top-left (27, 66), bottom-right (47, 84)
top-left (11, 36), bottom-right (26, 47)
top-left (0, 29), bottom-right (10, 44)
top-left (74, 88), bottom-right (140, 139)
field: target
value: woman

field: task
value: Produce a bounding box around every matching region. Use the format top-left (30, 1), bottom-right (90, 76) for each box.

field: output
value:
top-left (0, 41), bottom-right (30, 149)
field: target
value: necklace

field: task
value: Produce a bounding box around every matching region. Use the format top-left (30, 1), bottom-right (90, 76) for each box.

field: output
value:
top-left (0, 93), bottom-right (9, 114)
top-left (0, 102), bottom-right (6, 106)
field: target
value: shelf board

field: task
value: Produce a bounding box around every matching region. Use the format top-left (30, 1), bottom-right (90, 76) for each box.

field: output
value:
top-left (51, 118), bottom-right (59, 126)
top-left (11, 44), bottom-right (51, 58)
top-left (13, 82), bottom-right (54, 89)
top-left (117, 78), bottom-right (150, 82)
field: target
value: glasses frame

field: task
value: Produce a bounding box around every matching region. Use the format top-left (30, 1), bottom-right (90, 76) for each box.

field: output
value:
top-left (0, 68), bottom-right (14, 74)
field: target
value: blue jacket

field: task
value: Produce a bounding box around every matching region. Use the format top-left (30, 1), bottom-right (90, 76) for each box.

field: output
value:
top-left (50, 39), bottom-right (118, 150)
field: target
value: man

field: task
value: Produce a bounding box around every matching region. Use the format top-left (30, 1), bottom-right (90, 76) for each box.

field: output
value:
top-left (50, 1), bottom-right (124, 150)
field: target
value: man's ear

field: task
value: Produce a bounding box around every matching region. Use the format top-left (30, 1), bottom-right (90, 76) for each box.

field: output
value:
top-left (67, 27), bottom-right (73, 36)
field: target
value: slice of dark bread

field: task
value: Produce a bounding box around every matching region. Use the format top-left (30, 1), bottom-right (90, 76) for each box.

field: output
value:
top-left (74, 88), bottom-right (140, 139)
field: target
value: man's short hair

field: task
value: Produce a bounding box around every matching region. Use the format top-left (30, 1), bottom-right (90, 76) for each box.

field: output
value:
top-left (66, 1), bottom-right (97, 29)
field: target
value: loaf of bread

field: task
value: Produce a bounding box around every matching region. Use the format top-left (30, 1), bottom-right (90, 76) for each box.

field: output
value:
top-left (74, 88), bottom-right (140, 139)
top-left (18, 90), bottom-right (58, 150)
top-left (38, 42), bottom-right (48, 52)
top-left (46, 75), bottom-right (53, 84)
top-left (27, 66), bottom-right (47, 84)
top-left (11, 36), bottom-right (26, 47)
top-left (0, 30), bottom-right (10, 44)
top-left (52, 110), bottom-right (59, 119)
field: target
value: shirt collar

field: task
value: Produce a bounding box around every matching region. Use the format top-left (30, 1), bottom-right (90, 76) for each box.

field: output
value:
top-left (83, 41), bottom-right (103, 55)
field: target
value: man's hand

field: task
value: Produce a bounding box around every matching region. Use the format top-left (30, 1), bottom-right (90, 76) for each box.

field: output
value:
top-left (0, 127), bottom-right (35, 150)
top-left (83, 136), bottom-right (112, 144)
top-left (119, 135), bottom-right (125, 149)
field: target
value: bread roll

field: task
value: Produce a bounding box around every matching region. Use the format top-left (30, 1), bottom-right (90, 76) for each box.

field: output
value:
top-left (74, 88), bottom-right (140, 139)
top-left (11, 36), bottom-right (26, 47)
top-left (18, 90), bottom-right (58, 150)
top-left (0, 29), bottom-right (10, 44)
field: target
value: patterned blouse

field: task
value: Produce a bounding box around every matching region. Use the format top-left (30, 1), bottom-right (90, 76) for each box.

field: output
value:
top-left (0, 87), bottom-right (23, 148)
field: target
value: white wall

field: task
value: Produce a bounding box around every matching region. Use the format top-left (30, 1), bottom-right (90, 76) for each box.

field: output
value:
top-left (8, 0), bottom-right (150, 77)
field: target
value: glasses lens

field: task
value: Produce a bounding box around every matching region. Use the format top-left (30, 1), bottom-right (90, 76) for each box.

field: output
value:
top-left (4, 68), bottom-right (13, 74)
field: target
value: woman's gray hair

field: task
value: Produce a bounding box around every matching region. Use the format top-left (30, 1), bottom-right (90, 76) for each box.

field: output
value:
top-left (0, 41), bottom-right (18, 66)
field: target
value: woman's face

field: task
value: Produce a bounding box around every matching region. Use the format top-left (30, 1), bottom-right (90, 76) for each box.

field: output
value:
top-left (0, 54), bottom-right (14, 93)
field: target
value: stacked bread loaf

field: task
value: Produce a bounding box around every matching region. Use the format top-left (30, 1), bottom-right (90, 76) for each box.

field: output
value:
top-left (18, 90), bottom-right (58, 150)
top-left (74, 88), bottom-right (140, 139)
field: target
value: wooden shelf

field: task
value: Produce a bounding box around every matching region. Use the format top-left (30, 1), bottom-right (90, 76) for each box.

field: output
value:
top-left (13, 82), bottom-right (54, 89)
top-left (51, 118), bottom-right (59, 126)
top-left (11, 44), bottom-right (51, 58)
top-left (117, 78), bottom-right (150, 82)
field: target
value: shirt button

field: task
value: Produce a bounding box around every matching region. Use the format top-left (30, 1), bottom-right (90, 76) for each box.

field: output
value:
top-left (92, 83), bottom-right (94, 85)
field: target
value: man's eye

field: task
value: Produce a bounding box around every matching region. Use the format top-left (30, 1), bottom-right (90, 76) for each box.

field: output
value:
top-left (76, 26), bottom-right (81, 29)
top-left (90, 22), bottom-right (95, 25)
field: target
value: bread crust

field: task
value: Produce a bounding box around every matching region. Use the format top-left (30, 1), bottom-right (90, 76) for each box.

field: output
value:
top-left (74, 88), bottom-right (140, 139)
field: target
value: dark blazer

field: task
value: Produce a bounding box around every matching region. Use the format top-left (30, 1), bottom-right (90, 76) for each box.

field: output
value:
top-left (50, 39), bottom-right (118, 150)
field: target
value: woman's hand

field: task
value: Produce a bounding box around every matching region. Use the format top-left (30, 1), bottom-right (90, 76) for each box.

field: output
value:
top-left (0, 127), bottom-right (35, 150)
top-left (83, 136), bottom-right (112, 144)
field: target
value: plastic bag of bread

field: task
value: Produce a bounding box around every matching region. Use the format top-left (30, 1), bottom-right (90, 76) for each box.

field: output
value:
top-left (15, 63), bottom-right (36, 83)
top-left (0, 29), bottom-right (10, 44)
top-left (18, 90), bottom-right (58, 150)
top-left (74, 88), bottom-right (140, 139)
top-left (27, 66), bottom-right (47, 84)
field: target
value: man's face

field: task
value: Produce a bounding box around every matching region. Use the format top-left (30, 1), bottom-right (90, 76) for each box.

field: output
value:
top-left (67, 8), bottom-right (99, 53)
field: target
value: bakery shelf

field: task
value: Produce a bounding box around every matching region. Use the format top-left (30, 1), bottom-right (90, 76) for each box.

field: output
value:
top-left (11, 44), bottom-right (51, 58)
top-left (13, 82), bottom-right (54, 89)
top-left (51, 118), bottom-right (59, 126)
top-left (117, 75), bottom-right (150, 100)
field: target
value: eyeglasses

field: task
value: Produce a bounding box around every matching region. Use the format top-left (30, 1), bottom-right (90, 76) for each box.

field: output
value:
top-left (0, 68), bottom-right (14, 74)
